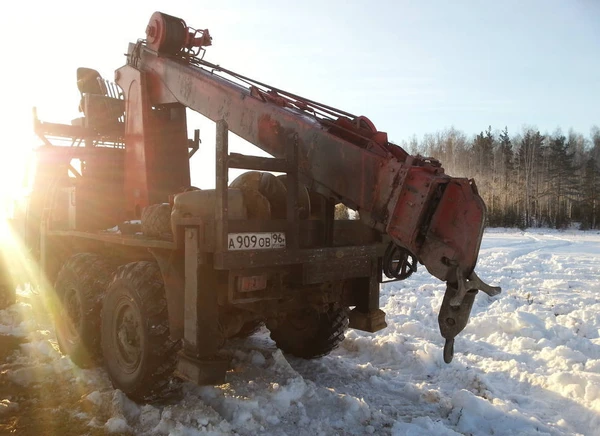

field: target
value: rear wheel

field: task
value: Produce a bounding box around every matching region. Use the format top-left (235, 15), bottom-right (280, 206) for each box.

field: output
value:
top-left (267, 307), bottom-right (349, 358)
top-left (54, 253), bottom-right (113, 367)
top-left (101, 261), bottom-right (180, 401)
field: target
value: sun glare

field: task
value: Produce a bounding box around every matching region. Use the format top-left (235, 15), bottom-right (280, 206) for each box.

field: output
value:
top-left (0, 114), bottom-right (47, 305)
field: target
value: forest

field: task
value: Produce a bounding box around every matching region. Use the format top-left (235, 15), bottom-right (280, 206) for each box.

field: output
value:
top-left (396, 125), bottom-right (600, 230)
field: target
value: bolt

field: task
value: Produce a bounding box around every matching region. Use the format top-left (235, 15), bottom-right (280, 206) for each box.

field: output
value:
top-left (446, 318), bottom-right (456, 326)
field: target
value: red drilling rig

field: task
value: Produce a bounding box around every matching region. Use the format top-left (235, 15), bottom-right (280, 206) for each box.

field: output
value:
top-left (4, 12), bottom-right (499, 400)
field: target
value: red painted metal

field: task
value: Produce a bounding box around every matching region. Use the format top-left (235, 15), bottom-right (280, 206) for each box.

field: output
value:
top-left (420, 179), bottom-right (485, 281)
top-left (116, 65), bottom-right (191, 218)
top-left (145, 12), bottom-right (211, 55)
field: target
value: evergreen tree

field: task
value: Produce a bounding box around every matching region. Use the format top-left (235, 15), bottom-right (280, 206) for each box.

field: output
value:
top-left (516, 129), bottom-right (545, 227)
top-left (545, 134), bottom-right (575, 228)
top-left (471, 126), bottom-right (496, 223)
top-left (472, 126), bottom-right (494, 174)
top-left (408, 124), bottom-right (598, 230)
top-left (582, 157), bottom-right (600, 229)
top-left (497, 127), bottom-right (515, 225)
top-left (590, 126), bottom-right (600, 162)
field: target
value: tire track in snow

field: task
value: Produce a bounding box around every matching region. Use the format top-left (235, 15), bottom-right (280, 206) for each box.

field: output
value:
top-left (503, 237), bottom-right (573, 266)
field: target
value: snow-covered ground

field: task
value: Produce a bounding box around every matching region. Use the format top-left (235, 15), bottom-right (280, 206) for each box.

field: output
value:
top-left (1, 228), bottom-right (600, 435)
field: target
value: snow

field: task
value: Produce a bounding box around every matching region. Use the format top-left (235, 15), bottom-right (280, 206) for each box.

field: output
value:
top-left (0, 228), bottom-right (599, 435)
top-left (105, 416), bottom-right (132, 433)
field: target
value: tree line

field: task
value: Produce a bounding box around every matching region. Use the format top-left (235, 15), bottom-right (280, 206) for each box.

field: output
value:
top-left (398, 125), bottom-right (600, 230)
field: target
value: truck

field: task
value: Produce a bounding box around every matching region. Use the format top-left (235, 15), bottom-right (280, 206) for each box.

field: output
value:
top-left (3, 11), bottom-right (500, 401)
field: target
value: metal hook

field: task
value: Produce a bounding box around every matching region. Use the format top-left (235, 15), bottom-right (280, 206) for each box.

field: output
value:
top-left (443, 338), bottom-right (454, 363)
top-left (450, 268), bottom-right (501, 307)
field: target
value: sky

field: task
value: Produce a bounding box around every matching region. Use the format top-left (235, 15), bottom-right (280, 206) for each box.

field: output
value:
top-left (1, 0), bottom-right (598, 187)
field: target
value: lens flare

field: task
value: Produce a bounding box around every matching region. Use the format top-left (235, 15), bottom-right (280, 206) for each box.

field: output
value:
top-left (0, 198), bottom-right (97, 404)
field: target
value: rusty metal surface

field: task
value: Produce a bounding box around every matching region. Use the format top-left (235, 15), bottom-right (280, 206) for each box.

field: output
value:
top-left (348, 308), bottom-right (387, 333)
top-left (33, 117), bottom-right (124, 145)
top-left (215, 120), bottom-right (229, 252)
top-left (227, 268), bottom-right (282, 304)
top-left (24, 145), bottom-right (126, 260)
top-left (302, 257), bottom-right (372, 285)
top-left (214, 244), bottom-right (385, 270)
top-left (116, 65), bottom-right (190, 219)
top-left (134, 48), bottom-right (383, 212)
top-left (438, 286), bottom-right (478, 363)
top-left (228, 153), bottom-right (288, 173)
top-left (47, 229), bottom-right (176, 249)
top-left (184, 227), bottom-right (200, 352)
top-left (419, 179), bottom-right (485, 281)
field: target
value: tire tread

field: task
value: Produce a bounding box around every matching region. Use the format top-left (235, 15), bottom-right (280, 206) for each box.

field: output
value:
top-left (54, 252), bottom-right (113, 367)
top-left (102, 261), bottom-right (180, 400)
top-left (269, 307), bottom-right (348, 359)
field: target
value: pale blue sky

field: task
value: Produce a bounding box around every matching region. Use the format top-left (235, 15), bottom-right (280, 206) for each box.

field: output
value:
top-left (2, 1), bottom-right (598, 186)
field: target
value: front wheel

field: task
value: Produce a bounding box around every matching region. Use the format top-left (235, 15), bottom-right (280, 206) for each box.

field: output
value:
top-left (101, 261), bottom-right (180, 401)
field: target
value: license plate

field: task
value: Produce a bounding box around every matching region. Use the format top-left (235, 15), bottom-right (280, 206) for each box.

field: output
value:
top-left (238, 275), bottom-right (268, 292)
top-left (227, 232), bottom-right (286, 250)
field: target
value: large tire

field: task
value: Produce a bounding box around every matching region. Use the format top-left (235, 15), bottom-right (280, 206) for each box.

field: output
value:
top-left (267, 307), bottom-right (349, 358)
top-left (141, 203), bottom-right (172, 239)
top-left (101, 261), bottom-right (180, 401)
top-left (54, 253), bottom-right (113, 368)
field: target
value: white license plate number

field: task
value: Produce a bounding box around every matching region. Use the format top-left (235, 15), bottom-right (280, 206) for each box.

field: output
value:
top-left (227, 232), bottom-right (286, 250)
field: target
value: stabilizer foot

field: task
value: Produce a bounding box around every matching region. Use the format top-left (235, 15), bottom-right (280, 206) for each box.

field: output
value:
top-left (175, 352), bottom-right (229, 385)
top-left (348, 308), bottom-right (387, 333)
